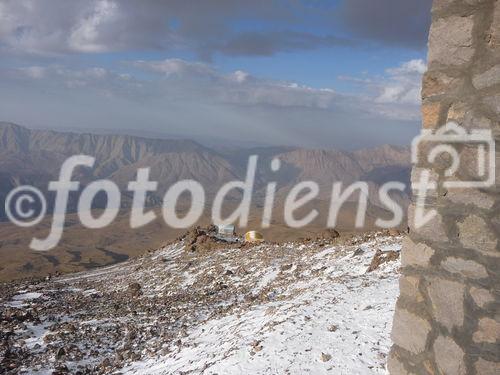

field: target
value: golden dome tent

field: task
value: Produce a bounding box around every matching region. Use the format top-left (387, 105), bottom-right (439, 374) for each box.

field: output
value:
top-left (245, 231), bottom-right (264, 243)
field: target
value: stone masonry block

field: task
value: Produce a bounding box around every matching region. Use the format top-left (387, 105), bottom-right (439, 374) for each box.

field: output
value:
top-left (475, 358), bottom-right (500, 375)
top-left (489, 0), bottom-right (500, 48)
top-left (441, 257), bottom-right (489, 279)
top-left (433, 335), bottom-right (466, 375)
top-left (470, 286), bottom-right (495, 308)
top-left (401, 237), bottom-right (435, 268)
top-left (446, 188), bottom-right (496, 210)
top-left (458, 215), bottom-right (498, 256)
top-left (483, 94), bottom-right (500, 114)
top-left (407, 204), bottom-right (447, 243)
top-left (422, 71), bottom-right (462, 98)
top-left (473, 65), bottom-right (500, 90)
top-left (432, 0), bottom-right (458, 12)
top-left (399, 275), bottom-right (424, 302)
top-left (473, 318), bottom-right (500, 343)
top-left (428, 277), bottom-right (465, 330)
top-left (391, 308), bottom-right (431, 355)
top-left (446, 101), bottom-right (470, 123)
top-left (387, 351), bottom-right (413, 375)
top-left (422, 102), bottom-right (443, 129)
top-left (428, 16), bottom-right (475, 66)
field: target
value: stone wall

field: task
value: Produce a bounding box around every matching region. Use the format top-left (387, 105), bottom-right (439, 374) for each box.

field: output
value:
top-left (388, 0), bottom-right (500, 374)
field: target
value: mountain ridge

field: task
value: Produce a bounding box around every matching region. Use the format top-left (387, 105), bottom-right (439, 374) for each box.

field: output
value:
top-left (0, 122), bottom-right (411, 281)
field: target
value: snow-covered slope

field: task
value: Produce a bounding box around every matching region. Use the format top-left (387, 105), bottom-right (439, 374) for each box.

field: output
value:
top-left (0, 233), bottom-right (402, 375)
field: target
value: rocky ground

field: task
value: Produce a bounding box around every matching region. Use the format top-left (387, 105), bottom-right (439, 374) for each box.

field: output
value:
top-left (0, 229), bottom-right (402, 375)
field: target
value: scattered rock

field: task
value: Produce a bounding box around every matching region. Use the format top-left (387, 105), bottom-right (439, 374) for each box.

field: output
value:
top-left (320, 229), bottom-right (340, 240)
top-left (366, 250), bottom-right (399, 272)
top-left (388, 229), bottom-right (400, 236)
top-left (352, 248), bottom-right (364, 257)
top-left (320, 352), bottom-right (332, 362)
top-left (328, 325), bottom-right (338, 332)
top-left (280, 264), bottom-right (293, 272)
top-left (55, 347), bottom-right (65, 360)
top-left (128, 282), bottom-right (142, 297)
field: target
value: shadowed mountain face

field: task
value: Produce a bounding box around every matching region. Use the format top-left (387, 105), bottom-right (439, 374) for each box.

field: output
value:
top-left (0, 122), bottom-right (242, 219)
top-left (0, 122), bottom-right (411, 217)
top-left (0, 122), bottom-right (411, 281)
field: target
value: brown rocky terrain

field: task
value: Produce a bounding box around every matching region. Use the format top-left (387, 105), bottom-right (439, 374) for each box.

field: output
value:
top-left (0, 230), bottom-right (402, 374)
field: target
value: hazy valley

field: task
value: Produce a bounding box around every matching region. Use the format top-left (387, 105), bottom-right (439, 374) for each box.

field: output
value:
top-left (0, 122), bottom-right (411, 281)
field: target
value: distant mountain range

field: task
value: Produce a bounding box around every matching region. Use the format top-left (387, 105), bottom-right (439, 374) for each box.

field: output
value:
top-left (0, 121), bottom-right (411, 218)
top-left (0, 121), bottom-right (411, 281)
top-left (0, 122), bottom-right (239, 215)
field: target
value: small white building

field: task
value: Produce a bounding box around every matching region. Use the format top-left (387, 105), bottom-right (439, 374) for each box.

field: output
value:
top-left (217, 224), bottom-right (236, 237)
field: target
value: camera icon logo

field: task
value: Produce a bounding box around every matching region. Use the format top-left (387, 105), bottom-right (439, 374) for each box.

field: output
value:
top-left (411, 122), bottom-right (496, 189)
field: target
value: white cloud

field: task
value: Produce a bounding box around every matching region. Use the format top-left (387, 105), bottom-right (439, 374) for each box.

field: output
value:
top-left (390, 59), bottom-right (427, 75)
top-left (7, 65), bottom-right (133, 94)
top-left (0, 2), bottom-right (14, 39)
top-left (376, 59), bottom-right (426, 105)
top-left (133, 59), bottom-right (216, 78)
top-left (230, 70), bottom-right (250, 83)
top-left (336, 59), bottom-right (426, 121)
top-left (5, 58), bottom-right (424, 122)
top-left (130, 58), bottom-right (339, 110)
top-left (372, 59), bottom-right (426, 120)
top-left (69, 0), bottom-right (119, 53)
top-left (0, 0), bottom-right (169, 55)
top-left (18, 66), bottom-right (46, 79)
top-left (0, 0), bottom-right (344, 58)
top-left (0, 58), bottom-right (421, 149)
top-left (376, 85), bottom-right (421, 105)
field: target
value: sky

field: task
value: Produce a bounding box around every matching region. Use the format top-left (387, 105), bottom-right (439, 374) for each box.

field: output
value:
top-left (0, 0), bottom-right (432, 150)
